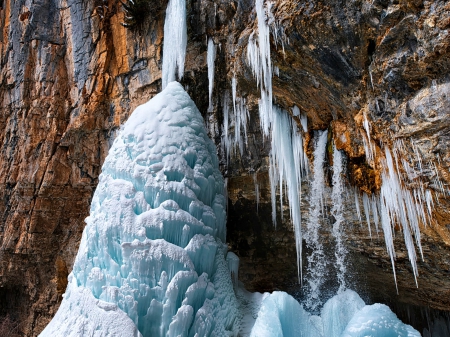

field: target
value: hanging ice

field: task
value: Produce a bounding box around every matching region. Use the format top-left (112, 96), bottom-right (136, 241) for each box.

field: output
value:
top-left (40, 82), bottom-right (239, 337)
top-left (162, 0), bottom-right (187, 89)
top-left (380, 147), bottom-right (424, 289)
top-left (247, 0), bottom-right (273, 137)
top-left (207, 38), bottom-right (216, 111)
top-left (304, 130), bottom-right (328, 312)
top-left (269, 106), bottom-right (306, 280)
top-left (221, 80), bottom-right (249, 157)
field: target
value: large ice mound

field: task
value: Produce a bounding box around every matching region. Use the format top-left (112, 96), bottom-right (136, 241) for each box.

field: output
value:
top-left (40, 82), bottom-right (238, 337)
top-left (249, 290), bottom-right (420, 337)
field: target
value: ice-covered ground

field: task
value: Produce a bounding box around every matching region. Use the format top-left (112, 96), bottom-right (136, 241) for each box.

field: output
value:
top-left (40, 82), bottom-right (420, 337)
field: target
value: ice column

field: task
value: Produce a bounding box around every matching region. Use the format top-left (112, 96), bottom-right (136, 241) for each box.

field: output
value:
top-left (40, 83), bottom-right (239, 337)
top-left (207, 38), bottom-right (216, 111)
top-left (304, 130), bottom-right (328, 311)
top-left (331, 144), bottom-right (347, 293)
top-left (162, 0), bottom-right (187, 89)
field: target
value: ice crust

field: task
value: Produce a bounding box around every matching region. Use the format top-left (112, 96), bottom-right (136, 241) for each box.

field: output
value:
top-left (40, 82), bottom-right (238, 337)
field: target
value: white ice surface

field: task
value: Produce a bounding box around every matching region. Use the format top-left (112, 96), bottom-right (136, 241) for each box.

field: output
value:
top-left (342, 303), bottom-right (421, 337)
top-left (42, 275), bottom-right (142, 337)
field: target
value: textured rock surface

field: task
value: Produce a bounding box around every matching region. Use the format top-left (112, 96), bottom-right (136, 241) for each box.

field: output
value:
top-left (0, 0), bottom-right (449, 335)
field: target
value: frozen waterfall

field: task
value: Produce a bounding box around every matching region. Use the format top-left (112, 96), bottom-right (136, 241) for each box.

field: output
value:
top-left (304, 130), bottom-right (328, 311)
top-left (331, 144), bottom-right (347, 293)
top-left (161, 0), bottom-right (187, 89)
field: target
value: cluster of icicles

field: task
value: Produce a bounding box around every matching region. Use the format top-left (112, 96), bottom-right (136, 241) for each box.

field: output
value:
top-left (160, 0), bottom-right (443, 305)
top-left (203, 0), bottom-right (445, 307)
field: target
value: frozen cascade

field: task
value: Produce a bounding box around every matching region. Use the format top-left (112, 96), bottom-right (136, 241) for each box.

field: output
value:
top-left (207, 38), bottom-right (216, 111)
top-left (331, 144), bottom-right (347, 293)
top-left (161, 0), bottom-right (187, 89)
top-left (269, 106), bottom-right (307, 280)
top-left (40, 82), bottom-right (239, 337)
top-left (304, 130), bottom-right (328, 311)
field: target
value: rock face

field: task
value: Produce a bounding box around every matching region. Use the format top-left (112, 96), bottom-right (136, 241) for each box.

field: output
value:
top-left (0, 0), bottom-right (449, 335)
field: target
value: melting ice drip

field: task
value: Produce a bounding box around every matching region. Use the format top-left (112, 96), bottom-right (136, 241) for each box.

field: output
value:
top-left (304, 130), bottom-right (328, 311)
top-left (161, 0), bottom-right (187, 89)
top-left (40, 83), bottom-right (239, 337)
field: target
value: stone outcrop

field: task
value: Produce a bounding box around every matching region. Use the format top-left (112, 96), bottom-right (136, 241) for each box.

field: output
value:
top-left (0, 0), bottom-right (449, 335)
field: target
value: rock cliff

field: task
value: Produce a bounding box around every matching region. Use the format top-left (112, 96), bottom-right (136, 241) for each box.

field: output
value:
top-left (0, 0), bottom-right (449, 335)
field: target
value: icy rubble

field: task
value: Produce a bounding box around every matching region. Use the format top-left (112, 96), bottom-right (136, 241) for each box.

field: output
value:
top-left (40, 82), bottom-right (238, 337)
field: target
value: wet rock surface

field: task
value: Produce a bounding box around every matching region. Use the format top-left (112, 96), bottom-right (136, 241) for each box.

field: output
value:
top-left (0, 0), bottom-right (449, 335)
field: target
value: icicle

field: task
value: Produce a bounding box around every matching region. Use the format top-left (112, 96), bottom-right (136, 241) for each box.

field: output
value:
top-left (269, 106), bottom-right (306, 282)
top-left (300, 113), bottom-right (308, 133)
top-left (354, 189), bottom-right (362, 225)
top-left (222, 91), bottom-right (231, 163)
top-left (304, 130), bottom-right (328, 311)
top-left (425, 189), bottom-right (434, 217)
top-left (362, 112), bottom-right (375, 165)
top-left (220, 78), bottom-right (250, 156)
top-left (331, 143), bottom-right (347, 293)
top-left (380, 147), bottom-right (425, 289)
top-left (274, 66), bottom-right (280, 76)
top-left (362, 192), bottom-right (372, 238)
top-left (371, 194), bottom-right (380, 234)
top-left (246, 0), bottom-right (273, 137)
top-left (207, 38), bottom-right (216, 112)
top-left (161, 0), bottom-right (187, 89)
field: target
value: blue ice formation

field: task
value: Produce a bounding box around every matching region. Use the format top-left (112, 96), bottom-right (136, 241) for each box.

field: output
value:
top-left (249, 290), bottom-right (420, 337)
top-left (40, 82), bottom-right (238, 337)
